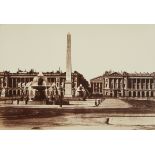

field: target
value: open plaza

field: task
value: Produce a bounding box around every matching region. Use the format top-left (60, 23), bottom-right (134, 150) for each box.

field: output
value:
top-left (0, 32), bottom-right (155, 129)
top-left (0, 98), bottom-right (155, 129)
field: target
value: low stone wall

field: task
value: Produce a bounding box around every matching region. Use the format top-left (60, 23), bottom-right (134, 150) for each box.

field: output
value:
top-left (0, 100), bottom-right (13, 104)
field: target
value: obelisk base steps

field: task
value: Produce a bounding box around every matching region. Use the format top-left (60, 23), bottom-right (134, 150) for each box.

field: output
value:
top-left (64, 81), bottom-right (72, 98)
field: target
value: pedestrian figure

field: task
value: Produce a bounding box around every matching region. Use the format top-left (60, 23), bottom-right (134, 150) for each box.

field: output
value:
top-left (25, 96), bottom-right (29, 105)
top-left (17, 99), bottom-right (19, 105)
top-left (95, 99), bottom-right (101, 106)
top-left (105, 118), bottom-right (110, 124)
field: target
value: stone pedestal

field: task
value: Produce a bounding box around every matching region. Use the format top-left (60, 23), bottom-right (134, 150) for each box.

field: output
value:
top-left (65, 81), bottom-right (72, 98)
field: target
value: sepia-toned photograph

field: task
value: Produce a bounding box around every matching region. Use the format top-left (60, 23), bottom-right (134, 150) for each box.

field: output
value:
top-left (0, 24), bottom-right (155, 130)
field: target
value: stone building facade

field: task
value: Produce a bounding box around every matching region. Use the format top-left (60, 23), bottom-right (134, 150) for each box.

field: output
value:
top-left (0, 71), bottom-right (79, 97)
top-left (90, 71), bottom-right (155, 98)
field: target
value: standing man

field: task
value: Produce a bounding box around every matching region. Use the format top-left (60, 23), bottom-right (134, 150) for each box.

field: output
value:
top-left (25, 95), bottom-right (29, 105)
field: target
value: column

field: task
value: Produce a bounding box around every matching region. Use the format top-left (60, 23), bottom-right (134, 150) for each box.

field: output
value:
top-left (107, 78), bottom-right (109, 89)
top-left (15, 78), bottom-right (17, 96)
top-left (93, 83), bottom-right (95, 94)
top-left (16, 78), bottom-right (17, 88)
top-left (122, 78), bottom-right (124, 90)
top-left (151, 79), bottom-right (153, 90)
top-left (131, 79), bottom-right (133, 90)
top-left (145, 91), bottom-right (147, 97)
top-left (149, 79), bottom-right (151, 90)
top-left (135, 79), bottom-right (137, 97)
top-left (5, 77), bottom-right (8, 88)
top-left (110, 79), bottom-right (112, 89)
top-left (117, 78), bottom-right (119, 89)
top-left (126, 78), bottom-right (128, 89)
top-left (98, 82), bottom-right (100, 93)
top-left (12, 78), bottom-right (13, 88)
top-left (140, 79), bottom-right (142, 90)
top-left (115, 79), bottom-right (117, 89)
top-left (153, 79), bottom-right (155, 97)
top-left (97, 82), bottom-right (99, 93)
top-left (96, 82), bottom-right (98, 93)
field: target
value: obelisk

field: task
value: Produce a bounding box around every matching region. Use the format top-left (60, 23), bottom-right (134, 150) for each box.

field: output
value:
top-left (64, 32), bottom-right (72, 98)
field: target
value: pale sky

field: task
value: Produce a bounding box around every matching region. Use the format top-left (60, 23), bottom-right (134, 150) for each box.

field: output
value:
top-left (0, 25), bottom-right (155, 80)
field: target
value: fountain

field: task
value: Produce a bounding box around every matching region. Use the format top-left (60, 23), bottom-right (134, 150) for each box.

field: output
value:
top-left (25, 72), bottom-right (69, 105)
top-left (28, 72), bottom-right (51, 101)
top-left (75, 84), bottom-right (87, 101)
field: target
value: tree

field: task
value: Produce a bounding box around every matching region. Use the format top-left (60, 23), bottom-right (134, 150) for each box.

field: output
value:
top-left (74, 71), bottom-right (91, 95)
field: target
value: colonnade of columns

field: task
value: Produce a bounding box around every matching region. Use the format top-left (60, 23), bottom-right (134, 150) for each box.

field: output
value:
top-left (91, 82), bottom-right (103, 94)
top-left (91, 77), bottom-right (155, 98)
top-left (129, 78), bottom-right (154, 90)
top-left (7, 77), bottom-right (66, 96)
top-left (109, 78), bottom-right (126, 89)
top-left (127, 78), bottom-right (154, 97)
top-left (128, 90), bottom-right (154, 97)
top-left (9, 77), bottom-right (33, 96)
